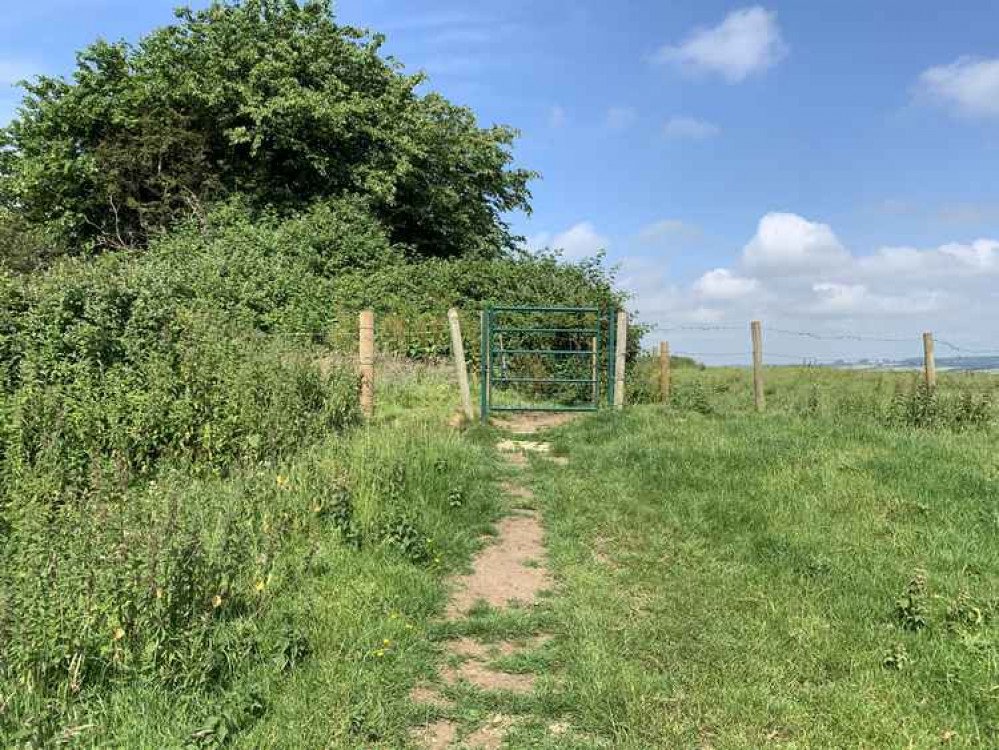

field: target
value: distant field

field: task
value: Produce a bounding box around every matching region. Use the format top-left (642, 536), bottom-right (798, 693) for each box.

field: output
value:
top-left (628, 358), bottom-right (999, 427)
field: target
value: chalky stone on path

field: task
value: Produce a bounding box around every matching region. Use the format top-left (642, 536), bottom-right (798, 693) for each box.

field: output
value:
top-left (491, 412), bottom-right (580, 435)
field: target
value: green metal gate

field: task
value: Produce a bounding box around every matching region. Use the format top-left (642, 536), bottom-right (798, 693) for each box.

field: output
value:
top-left (479, 305), bottom-right (617, 422)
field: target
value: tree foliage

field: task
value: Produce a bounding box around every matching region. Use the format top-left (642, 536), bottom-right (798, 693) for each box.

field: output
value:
top-left (0, 0), bottom-right (535, 261)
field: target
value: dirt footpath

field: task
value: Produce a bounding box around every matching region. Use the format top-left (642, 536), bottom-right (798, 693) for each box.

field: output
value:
top-left (409, 413), bottom-right (579, 748)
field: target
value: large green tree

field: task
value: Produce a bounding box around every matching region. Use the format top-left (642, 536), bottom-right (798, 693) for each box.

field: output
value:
top-left (0, 0), bottom-right (535, 261)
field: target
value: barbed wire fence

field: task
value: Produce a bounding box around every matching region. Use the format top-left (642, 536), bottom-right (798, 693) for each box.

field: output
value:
top-left (644, 324), bottom-right (999, 364)
top-left (230, 311), bottom-right (999, 420)
top-left (633, 320), bottom-right (999, 414)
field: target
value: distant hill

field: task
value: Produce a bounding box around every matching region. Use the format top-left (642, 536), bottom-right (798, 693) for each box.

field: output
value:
top-left (827, 356), bottom-right (999, 372)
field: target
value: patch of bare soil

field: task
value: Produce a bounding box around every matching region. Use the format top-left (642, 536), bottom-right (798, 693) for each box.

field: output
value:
top-left (464, 715), bottom-right (516, 750)
top-left (491, 412), bottom-right (581, 434)
top-left (445, 512), bottom-right (552, 618)
top-left (409, 719), bottom-right (457, 749)
top-left (500, 450), bottom-right (528, 468)
top-left (447, 635), bottom-right (551, 659)
top-left (409, 683), bottom-right (453, 709)
top-left (442, 659), bottom-right (535, 693)
top-left (501, 481), bottom-right (534, 501)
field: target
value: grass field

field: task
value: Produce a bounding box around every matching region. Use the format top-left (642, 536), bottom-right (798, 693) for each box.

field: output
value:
top-left (520, 368), bottom-right (999, 748)
top-left (5, 362), bottom-right (997, 748)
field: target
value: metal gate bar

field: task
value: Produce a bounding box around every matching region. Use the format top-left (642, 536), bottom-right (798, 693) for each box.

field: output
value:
top-left (480, 305), bottom-right (617, 422)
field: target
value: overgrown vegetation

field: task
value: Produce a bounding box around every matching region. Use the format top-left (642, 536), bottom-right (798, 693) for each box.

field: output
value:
top-left (0, 1), bottom-right (624, 744)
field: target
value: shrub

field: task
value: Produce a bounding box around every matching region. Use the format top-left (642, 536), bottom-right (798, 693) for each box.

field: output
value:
top-left (883, 381), bottom-right (994, 431)
top-left (1, 1), bottom-right (532, 260)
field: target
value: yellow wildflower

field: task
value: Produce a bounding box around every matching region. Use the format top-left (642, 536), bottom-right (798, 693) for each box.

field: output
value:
top-left (212, 594), bottom-right (223, 609)
top-left (112, 627), bottom-right (125, 641)
top-left (254, 580), bottom-right (266, 593)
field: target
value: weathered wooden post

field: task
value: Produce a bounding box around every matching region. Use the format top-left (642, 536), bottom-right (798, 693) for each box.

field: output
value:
top-left (359, 310), bottom-right (375, 418)
top-left (660, 341), bottom-right (671, 403)
top-left (751, 320), bottom-right (765, 412)
top-left (923, 332), bottom-right (937, 391)
top-left (447, 308), bottom-right (474, 422)
top-left (613, 310), bottom-right (627, 409)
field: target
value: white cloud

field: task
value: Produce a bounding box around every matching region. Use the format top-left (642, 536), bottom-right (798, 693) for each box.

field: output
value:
top-left (622, 210), bottom-right (999, 363)
top-left (654, 6), bottom-right (786, 83)
top-left (810, 283), bottom-right (942, 316)
top-left (858, 239), bottom-right (999, 278)
top-left (548, 105), bottom-right (567, 128)
top-left (663, 116), bottom-right (720, 140)
top-left (742, 212), bottom-right (850, 275)
top-left (694, 269), bottom-right (759, 300)
top-left (528, 221), bottom-right (608, 259)
top-left (941, 239), bottom-right (999, 271)
top-left (917, 56), bottom-right (999, 118)
top-left (606, 106), bottom-right (637, 130)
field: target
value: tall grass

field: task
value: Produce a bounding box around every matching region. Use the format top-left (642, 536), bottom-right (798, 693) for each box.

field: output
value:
top-left (0, 360), bottom-right (505, 746)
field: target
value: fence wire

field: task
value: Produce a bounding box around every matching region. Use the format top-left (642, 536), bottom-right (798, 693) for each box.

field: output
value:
top-left (643, 321), bottom-right (999, 370)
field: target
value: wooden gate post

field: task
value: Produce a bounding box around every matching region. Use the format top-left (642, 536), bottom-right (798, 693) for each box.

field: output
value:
top-left (660, 341), bottom-right (671, 403)
top-left (751, 320), bottom-right (765, 412)
top-left (447, 309), bottom-right (474, 422)
top-left (359, 310), bottom-right (375, 418)
top-left (613, 311), bottom-right (627, 409)
top-left (923, 332), bottom-right (937, 391)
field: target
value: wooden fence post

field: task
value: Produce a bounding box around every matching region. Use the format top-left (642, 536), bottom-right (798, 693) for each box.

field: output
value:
top-left (613, 311), bottom-right (627, 409)
top-left (447, 309), bottom-right (474, 422)
top-left (359, 310), bottom-right (375, 418)
top-left (923, 332), bottom-right (937, 391)
top-left (751, 320), bottom-right (765, 412)
top-left (660, 341), bottom-right (671, 403)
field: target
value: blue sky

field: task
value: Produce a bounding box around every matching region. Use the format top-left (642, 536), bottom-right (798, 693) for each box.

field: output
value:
top-left (3, 1), bottom-right (999, 362)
